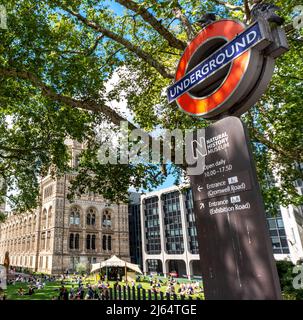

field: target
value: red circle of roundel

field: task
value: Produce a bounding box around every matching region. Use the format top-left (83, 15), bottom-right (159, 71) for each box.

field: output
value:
top-left (175, 19), bottom-right (250, 116)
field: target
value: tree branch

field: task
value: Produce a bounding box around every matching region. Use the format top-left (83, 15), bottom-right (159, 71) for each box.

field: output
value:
top-left (0, 66), bottom-right (133, 129)
top-left (244, 0), bottom-right (251, 22)
top-left (41, 34), bottom-right (104, 57)
top-left (115, 0), bottom-right (186, 51)
top-left (249, 123), bottom-right (303, 163)
top-left (0, 66), bottom-right (185, 168)
top-left (172, 4), bottom-right (195, 42)
top-left (61, 7), bottom-right (174, 79)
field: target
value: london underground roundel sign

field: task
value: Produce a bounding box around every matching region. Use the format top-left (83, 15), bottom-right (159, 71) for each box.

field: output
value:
top-left (167, 18), bottom-right (288, 119)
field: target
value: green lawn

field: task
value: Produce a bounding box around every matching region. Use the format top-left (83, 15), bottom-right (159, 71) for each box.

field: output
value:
top-left (3, 278), bottom-right (204, 300)
top-left (5, 281), bottom-right (62, 300)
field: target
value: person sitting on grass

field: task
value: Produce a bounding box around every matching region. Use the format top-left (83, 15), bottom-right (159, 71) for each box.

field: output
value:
top-left (102, 286), bottom-right (109, 300)
top-left (165, 286), bottom-right (171, 295)
top-left (69, 285), bottom-right (75, 300)
top-left (35, 280), bottom-right (42, 289)
top-left (17, 287), bottom-right (25, 296)
top-left (97, 282), bottom-right (103, 291)
top-left (151, 284), bottom-right (159, 293)
top-left (178, 283), bottom-right (186, 296)
top-left (63, 287), bottom-right (69, 300)
top-left (79, 285), bottom-right (85, 300)
top-left (92, 285), bottom-right (99, 300)
top-left (86, 285), bottom-right (94, 300)
top-left (27, 285), bottom-right (35, 296)
top-left (58, 285), bottom-right (65, 300)
top-left (186, 283), bottom-right (194, 295)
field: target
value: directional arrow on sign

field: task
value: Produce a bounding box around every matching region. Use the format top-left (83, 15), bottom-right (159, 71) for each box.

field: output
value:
top-left (197, 185), bottom-right (203, 192)
top-left (200, 202), bottom-right (205, 209)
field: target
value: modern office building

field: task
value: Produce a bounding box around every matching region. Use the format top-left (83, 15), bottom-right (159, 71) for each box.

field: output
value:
top-left (141, 186), bottom-right (200, 278)
top-left (141, 184), bottom-right (303, 277)
top-left (128, 192), bottom-right (142, 269)
top-left (0, 140), bottom-right (130, 274)
top-left (273, 181), bottom-right (303, 263)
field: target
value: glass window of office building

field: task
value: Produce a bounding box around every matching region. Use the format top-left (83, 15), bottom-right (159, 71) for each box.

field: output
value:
top-left (185, 189), bottom-right (199, 254)
top-left (266, 210), bottom-right (290, 254)
top-left (162, 191), bottom-right (184, 254)
top-left (144, 197), bottom-right (161, 254)
top-left (147, 259), bottom-right (163, 273)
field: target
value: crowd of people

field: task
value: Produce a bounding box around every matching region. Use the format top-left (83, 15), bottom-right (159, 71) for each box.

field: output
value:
top-left (3, 271), bottom-right (203, 300)
top-left (12, 274), bottom-right (55, 296)
top-left (8, 273), bottom-right (56, 286)
top-left (55, 281), bottom-right (111, 300)
top-left (149, 276), bottom-right (203, 297)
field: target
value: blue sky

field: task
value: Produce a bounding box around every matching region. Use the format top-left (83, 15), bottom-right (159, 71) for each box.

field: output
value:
top-left (153, 174), bottom-right (177, 191)
top-left (106, 0), bottom-right (124, 15)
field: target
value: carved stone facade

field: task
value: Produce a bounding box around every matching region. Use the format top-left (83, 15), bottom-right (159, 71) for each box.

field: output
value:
top-left (0, 140), bottom-right (130, 274)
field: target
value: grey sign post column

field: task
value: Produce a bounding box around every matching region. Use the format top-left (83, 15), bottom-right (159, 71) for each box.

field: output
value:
top-left (189, 117), bottom-right (281, 300)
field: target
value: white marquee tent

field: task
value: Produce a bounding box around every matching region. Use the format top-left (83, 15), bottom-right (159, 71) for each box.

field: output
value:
top-left (90, 255), bottom-right (143, 274)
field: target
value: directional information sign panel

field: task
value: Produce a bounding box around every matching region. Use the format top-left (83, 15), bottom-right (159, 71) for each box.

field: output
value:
top-left (189, 117), bottom-right (282, 300)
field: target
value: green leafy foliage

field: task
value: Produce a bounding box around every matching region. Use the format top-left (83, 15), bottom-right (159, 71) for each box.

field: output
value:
top-left (0, 0), bottom-right (302, 212)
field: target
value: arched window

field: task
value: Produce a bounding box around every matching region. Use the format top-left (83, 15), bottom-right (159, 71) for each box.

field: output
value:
top-left (92, 235), bottom-right (96, 250)
top-left (32, 216), bottom-right (36, 233)
top-left (69, 234), bottom-right (74, 249)
top-left (87, 208), bottom-right (96, 226)
top-left (70, 207), bottom-right (81, 225)
top-left (108, 236), bottom-right (112, 251)
top-left (102, 235), bottom-right (106, 250)
top-left (107, 215), bottom-right (111, 228)
top-left (69, 233), bottom-right (80, 250)
top-left (86, 213), bottom-right (91, 226)
top-left (28, 218), bottom-right (31, 234)
top-left (41, 209), bottom-right (47, 229)
top-left (75, 209), bottom-right (80, 225)
top-left (75, 234), bottom-right (80, 249)
top-left (69, 212), bottom-right (74, 225)
top-left (48, 207), bottom-right (52, 228)
top-left (86, 234), bottom-right (96, 250)
top-left (102, 210), bottom-right (111, 228)
top-left (86, 234), bottom-right (91, 250)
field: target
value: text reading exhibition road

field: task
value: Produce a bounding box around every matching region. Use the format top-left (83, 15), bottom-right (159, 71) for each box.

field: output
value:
top-left (167, 11), bottom-right (289, 299)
